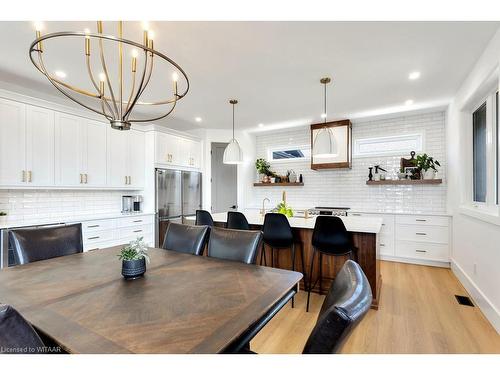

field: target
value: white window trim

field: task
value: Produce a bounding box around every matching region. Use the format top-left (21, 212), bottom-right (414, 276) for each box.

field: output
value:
top-left (267, 144), bottom-right (310, 163)
top-left (353, 133), bottom-right (424, 158)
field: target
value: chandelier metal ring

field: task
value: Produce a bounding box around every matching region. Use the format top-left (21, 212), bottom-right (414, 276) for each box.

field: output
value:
top-left (29, 25), bottom-right (189, 130)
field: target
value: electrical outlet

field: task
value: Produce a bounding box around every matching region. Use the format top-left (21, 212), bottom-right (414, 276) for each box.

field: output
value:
top-left (473, 263), bottom-right (477, 275)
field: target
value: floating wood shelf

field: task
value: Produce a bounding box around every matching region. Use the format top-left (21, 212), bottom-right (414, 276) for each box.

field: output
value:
top-left (253, 182), bottom-right (304, 187)
top-left (366, 179), bottom-right (442, 185)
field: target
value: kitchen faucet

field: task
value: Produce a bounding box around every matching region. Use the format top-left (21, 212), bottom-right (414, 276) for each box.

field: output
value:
top-left (261, 198), bottom-right (270, 216)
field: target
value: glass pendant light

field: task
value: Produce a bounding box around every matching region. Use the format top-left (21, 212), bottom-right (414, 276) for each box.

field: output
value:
top-left (223, 99), bottom-right (243, 164)
top-left (313, 77), bottom-right (338, 158)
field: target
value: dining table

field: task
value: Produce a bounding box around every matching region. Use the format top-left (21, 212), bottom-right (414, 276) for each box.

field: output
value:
top-left (0, 246), bottom-right (302, 353)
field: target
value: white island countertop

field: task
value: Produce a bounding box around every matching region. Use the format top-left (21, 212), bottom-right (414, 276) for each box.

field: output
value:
top-left (186, 211), bottom-right (383, 234)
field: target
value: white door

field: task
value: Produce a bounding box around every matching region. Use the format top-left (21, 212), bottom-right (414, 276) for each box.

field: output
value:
top-left (107, 127), bottom-right (128, 187)
top-left (0, 98), bottom-right (26, 186)
top-left (55, 113), bottom-right (84, 186)
top-left (26, 105), bottom-right (55, 186)
top-left (85, 120), bottom-right (107, 187)
top-left (128, 130), bottom-right (145, 188)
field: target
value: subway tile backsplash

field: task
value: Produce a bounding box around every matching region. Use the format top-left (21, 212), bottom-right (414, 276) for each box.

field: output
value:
top-left (251, 111), bottom-right (447, 214)
top-left (0, 190), bottom-right (133, 223)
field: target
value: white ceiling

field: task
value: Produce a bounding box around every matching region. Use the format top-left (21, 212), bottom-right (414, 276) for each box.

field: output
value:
top-left (0, 21), bottom-right (498, 132)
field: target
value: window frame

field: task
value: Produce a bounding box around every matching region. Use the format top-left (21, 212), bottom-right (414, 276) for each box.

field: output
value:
top-left (267, 144), bottom-right (311, 163)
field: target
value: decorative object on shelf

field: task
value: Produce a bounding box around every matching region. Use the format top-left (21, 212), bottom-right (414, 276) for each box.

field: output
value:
top-left (287, 170), bottom-right (297, 183)
top-left (255, 158), bottom-right (277, 181)
top-left (373, 165), bottom-right (387, 181)
top-left (299, 174), bottom-right (304, 183)
top-left (223, 99), bottom-right (243, 164)
top-left (400, 151), bottom-right (420, 180)
top-left (275, 191), bottom-right (293, 217)
top-left (29, 21), bottom-right (189, 131)
top-left (270, 177), bottom-right (276, 183)
top-left (253, 182), bottom-right (304, 186)
top-left (118, 236), bottom-right (150, 280)
top-left (414, 153), bottom-right (441, 180)
top-left (0, 211), bottom-right (6, 223)
top-left (366, 179), bottom-right (442, 186)
top-left (368, 167), bottom-right (374, 181)
top-left (397, 167), bottom-right (407, 180)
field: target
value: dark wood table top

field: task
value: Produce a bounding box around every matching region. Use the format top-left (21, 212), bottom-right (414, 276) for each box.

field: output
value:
top-left (0, 246), bottom-right (302, 353)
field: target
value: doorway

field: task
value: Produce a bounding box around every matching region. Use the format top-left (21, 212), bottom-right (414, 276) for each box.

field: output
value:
top-left (211, 142), bottom-right (237, 213)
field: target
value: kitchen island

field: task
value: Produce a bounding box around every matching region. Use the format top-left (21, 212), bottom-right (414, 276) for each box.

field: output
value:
top-left (186, 211), bottom-right (383, 309)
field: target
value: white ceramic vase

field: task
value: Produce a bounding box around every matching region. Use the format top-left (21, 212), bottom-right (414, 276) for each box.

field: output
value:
top-left (423, 170), bottom-right (436, 179)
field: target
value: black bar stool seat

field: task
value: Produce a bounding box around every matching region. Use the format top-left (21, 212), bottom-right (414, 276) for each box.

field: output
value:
top-left (226, 211), bottom-right (250, 230)
top-left (306, 215), bottom-right (358, 312)
top-left (260, 213), bottom-right (307, 308)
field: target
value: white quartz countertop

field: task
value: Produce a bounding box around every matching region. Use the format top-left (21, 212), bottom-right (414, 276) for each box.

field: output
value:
top-left (186, 211), bottom-right (383, 234)
top-left (0, 212), bottom-right (155, 230)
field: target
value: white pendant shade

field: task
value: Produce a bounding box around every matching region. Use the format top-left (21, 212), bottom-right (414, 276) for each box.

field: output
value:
top-left (313, 127), bottom-right (338, 158)
top-left (223, 138), bottom-right (243, 164)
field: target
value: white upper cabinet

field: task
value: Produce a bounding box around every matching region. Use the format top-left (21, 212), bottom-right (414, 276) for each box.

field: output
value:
top-left (26, 106), bottom-right (55, 186)
top-left (55, 113), bottom-right (84, 186)
top-left (0, 98), bottom-right (26, 186)
top-left (85, 120), bottom-right (107, 187)
top-left (107, 127), bottom-right (145, 189)
top-left (154, 131), bottom-right (201, 169)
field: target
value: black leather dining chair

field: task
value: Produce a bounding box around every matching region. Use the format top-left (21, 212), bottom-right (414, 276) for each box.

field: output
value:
top-left (207, 227), bottom-right (262, 265)
top-left (261, 213), bottom-right (307, 307)
top-left (303, 260), bottom-right (372, 353)
top-left (162, 222), bottom-right (209, 256)
top-left (195, 210), bottom-right (214, 227)
top-left (306, 215), bottom-right (358, 312)
top-left (9, 223), bottom-right (83, 265)
top-left (0, 304), bottom-right (46, 354)
top-left (226, 211), bottom-right (250, 230)
top-left (234, 260), bottom-right (371, 354)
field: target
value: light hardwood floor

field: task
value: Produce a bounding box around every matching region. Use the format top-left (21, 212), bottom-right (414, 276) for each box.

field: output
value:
top-left (252, 261), bottom-right (500, 354)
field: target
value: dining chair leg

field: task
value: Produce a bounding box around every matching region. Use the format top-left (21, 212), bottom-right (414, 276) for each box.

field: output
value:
top-left (306, 248), bottom-right (316, 312)
top-left (291, 243), bottom-right (296, 308)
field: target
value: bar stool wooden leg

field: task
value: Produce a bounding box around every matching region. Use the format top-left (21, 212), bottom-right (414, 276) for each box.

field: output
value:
top-left (306, 248), bottom-right (316, 312)
top-left (291, 243), bottom-right (296, 308)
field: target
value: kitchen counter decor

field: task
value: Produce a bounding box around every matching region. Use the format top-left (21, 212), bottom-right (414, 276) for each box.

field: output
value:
top-left (118, 237), bottom-right (149, 280)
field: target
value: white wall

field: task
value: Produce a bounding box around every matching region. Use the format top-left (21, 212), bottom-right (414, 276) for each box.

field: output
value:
top-left (251, 111), bottom-right (447, 213)
top-left (446, 29), bottom-right (500, 333)
top-left (187, 128), bottom-right (256, 212)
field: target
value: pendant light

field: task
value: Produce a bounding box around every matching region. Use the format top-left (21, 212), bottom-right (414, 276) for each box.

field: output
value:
top-left (313, 77), bottom-right (338, 158)
top-left (223, 99), bottom-right (243, 164)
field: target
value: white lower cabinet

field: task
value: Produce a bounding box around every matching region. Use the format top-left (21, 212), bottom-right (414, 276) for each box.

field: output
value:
top-left (79, 214), bottom-right (155, 252)
top-left (350, 212), bottom-right (450, 266)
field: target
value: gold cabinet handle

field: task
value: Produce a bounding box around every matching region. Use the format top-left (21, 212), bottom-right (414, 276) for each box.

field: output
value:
top-left (129, 176), bottom-right (132, 185)
top-left (125, 176), bottom-right (128, 185)
top-left (80, 173), bottom-right (83, 184)
top-left (84, 173), bottom-right (88, 184)
top-left (22, 170), bottom-right (26, 182)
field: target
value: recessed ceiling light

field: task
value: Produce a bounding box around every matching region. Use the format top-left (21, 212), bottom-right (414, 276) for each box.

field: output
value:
top-left (258, 123), bottom-right (264, 128)
top-left (408, 71), bottom-right (420, 80)
top-left (405, 99), bottom-right (414, 106)
top-left (320, 113), bottom-right (327, 119)
top-left (195, 117), bottom-right (202, 123)
top-left (55, 71), bottom-right (66, 78)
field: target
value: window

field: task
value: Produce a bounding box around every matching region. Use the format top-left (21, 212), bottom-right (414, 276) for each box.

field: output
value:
top-left (353, 133), bottom-right (423, 157)
top-left (473, 103), bottom-right (487, 203)
top-left (268, 145), bottom-right (310, 162)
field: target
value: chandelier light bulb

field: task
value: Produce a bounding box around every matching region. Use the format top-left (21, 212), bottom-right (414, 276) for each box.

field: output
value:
top-left (147, 30), bottom-right (155, 40)
top-left (321, 113), bottom-right (327, 119)
top-left (84, 28), bottom-right (90, 35)
top-left (172, 72), bottom-right (179, 82)
top-left (98, 72), bottom-right (106, 82)
top-left (34, 21), bottom-right (44, 32)
top-left (141, 21), bottom-right (150, 31)
top-left (131, 49), bottom-right (139, 58)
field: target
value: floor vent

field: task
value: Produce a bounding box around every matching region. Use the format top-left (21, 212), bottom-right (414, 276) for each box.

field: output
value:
top-left (455, 295), bottom-right (474, 307)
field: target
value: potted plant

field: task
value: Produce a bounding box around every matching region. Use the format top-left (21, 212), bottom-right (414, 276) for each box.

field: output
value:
top-left (397, 167), bottom-right (407, 180)
top-left (0, 211), bottom-right (6, 224)
top-left (118, 237), bottom-right (150, 280)
top-left (255, 158), bottom-right (277, 182)
top-left (414, 154), bottom-right (441, 179)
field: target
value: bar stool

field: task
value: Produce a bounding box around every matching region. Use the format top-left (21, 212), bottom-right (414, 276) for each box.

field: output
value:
top-left (306, 215), bottom-right (358, 312)
top-left (195, 210), bottom-right (214, 227)
top-left (226, 211), bottom-right (250, 230)
top-left (260, 213), bottom-right (307, 308)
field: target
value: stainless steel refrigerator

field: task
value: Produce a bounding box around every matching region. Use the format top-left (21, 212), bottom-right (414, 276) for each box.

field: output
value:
top-left (155, 169), bottom-right (202, 247)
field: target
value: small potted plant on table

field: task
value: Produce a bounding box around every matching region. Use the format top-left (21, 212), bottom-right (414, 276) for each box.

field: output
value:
top-left (118, 237), bottom-right (150, 280)
top-left (414, 154), bottom-right (441, 179)
top-left (255, 158), bottom-right (277, 183)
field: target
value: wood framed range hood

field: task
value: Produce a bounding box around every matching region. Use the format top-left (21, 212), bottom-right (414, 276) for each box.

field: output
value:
top-left (310, 119), bottom-right (352, 170)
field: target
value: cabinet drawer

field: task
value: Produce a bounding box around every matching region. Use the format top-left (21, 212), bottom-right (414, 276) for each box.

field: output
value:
top-left (82, 219), bottom-right (115, 233)
top-left (83, 229), bottom-right (116, 244)
top-left (395, 215), bottom-right (449, 227)
top-left (396, 240), bottom-right (449, 261)
top-left (379, 233), bottom-right (395, 256)
top-left (117, 215), bottom-right (153, 228)
top-left (396, 224), bottom-right (449, 244)
top-left (351, 213), bottom-right (394, 234)
top-left (119, 224), bottom-right (152, 239)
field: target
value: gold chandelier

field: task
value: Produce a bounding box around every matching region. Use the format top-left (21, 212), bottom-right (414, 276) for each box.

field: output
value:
top-left (29, 21), bottom-right (189, 130)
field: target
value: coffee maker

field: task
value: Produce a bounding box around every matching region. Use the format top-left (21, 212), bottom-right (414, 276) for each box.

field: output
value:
top-left (122, 195), bottom-right (143, 213)
top-left (132, 195), bottom-right (143, 213)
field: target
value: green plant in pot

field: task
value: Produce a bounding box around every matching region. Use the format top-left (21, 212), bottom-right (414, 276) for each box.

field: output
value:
top-left (118, 237), bottom-right (150, 280)
top-left (255, 158), bottom-right (277, 182)
top-left (275, 201), bottom-right (294, 217)
top-left (414, 154), bottom-right (441, 179)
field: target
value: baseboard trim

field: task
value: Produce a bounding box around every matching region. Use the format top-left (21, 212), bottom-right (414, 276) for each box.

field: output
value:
top-left (451, 259), bottom-right (500, 334)
top-left (380, 255), bottom-right (450, 268)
